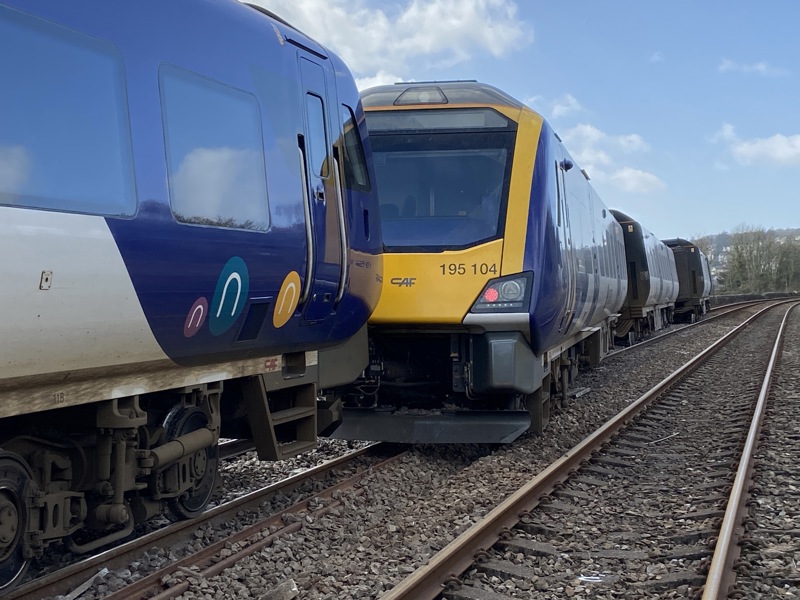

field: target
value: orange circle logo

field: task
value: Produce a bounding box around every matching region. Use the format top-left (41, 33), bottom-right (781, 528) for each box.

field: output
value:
top-left (273, 271), bottom-right (301, 328)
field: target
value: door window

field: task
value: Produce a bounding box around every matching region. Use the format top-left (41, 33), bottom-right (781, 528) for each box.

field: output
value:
top-left (304, 94), bottom-right (329, 178)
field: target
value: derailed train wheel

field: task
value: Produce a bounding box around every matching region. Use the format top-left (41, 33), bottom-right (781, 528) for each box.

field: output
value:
top-left (162, 407), bottom-right (218, 521)
top-left (0, 451), bottom-right (34, 592)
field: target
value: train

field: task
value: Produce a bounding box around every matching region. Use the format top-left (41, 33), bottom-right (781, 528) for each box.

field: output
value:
top-left (611, 209), bottom-right (679, 343)
top-left (329, 81), bottom-right (713, 445)
top-left (664, 238), bottom-right (714, 321)
top-left (0, 0), bottom-right (381, 590)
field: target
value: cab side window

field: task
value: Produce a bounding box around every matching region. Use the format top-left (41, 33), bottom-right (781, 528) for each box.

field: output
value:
top-left (340, 105), bottom-right (371, 191)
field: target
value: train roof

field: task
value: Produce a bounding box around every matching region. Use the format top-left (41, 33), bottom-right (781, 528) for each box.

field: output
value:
top-left (663, 238), bottom-right (694, 248)
top-left (361, 81), bottom-right (525, 110)
top-left (609, 209), bottom-right (636, 224)
top-left (243, 2), bottom-right (329, 59)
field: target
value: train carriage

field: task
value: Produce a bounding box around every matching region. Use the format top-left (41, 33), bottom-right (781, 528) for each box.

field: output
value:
top-left (663, 238), bottom-right (713, 321)
top-left (0, 0), bottom-right (381, 590)
top-left (331, 81), bottom-right (628, 444)
top-left (611, 209), bottom-right (679, 342)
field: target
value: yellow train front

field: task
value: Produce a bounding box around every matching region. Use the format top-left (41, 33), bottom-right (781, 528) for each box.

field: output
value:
top-left (331, 81), bottom-right (628, 443)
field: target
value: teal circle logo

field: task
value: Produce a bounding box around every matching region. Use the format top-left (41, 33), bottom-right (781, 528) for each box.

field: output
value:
top-left (209, 257), bottom-right (249, 336)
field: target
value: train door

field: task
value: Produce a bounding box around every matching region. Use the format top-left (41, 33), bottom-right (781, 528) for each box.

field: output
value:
top-left (555, 148), bottom-right (577, 333)
top-left (298, 56), bottom-right (344, 321)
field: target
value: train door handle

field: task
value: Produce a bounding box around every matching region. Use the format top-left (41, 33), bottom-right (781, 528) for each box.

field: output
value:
top-left (314, 187), bottom-right (325, 203)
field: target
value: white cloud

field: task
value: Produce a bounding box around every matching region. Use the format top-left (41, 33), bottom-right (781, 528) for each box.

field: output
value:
top-left (609, 167), bottom-right (666, 193)
top-left (562, 123), bottom-right (606, 147)
top-left (356, 70), bottom-right (405, 91)
top-left (562, 124), bottom-right (651, 158)
top-left (709, 122), bottom-right (737, 144)
top-left (732, 134), bottom-right (800, 166)
top-left (251, 0), bottom-right (532, 79)
top-left (718, 58), bottom-right (788, 77)
top-left (0, 145), bottom-right (30, 192)
top-left (560, 124), bottom-right (661, 193)
top-left (523, 95), bottom-right (544, 109)
top-left (551, 93), bottom-right (583, 118)
top-left (523, 93), bottom-right (584, 120)
top-left (650, 51), bottom-right (664, 63)
top-left (709, 122), bottom-right (800, 166)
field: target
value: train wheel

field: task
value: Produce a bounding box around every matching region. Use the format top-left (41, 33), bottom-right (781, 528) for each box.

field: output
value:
top-left (0, 452), bottom-right (34, 592)
top-left (162, 407), bottom-right (218, 521)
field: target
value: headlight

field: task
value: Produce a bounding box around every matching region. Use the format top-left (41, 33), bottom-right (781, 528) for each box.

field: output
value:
top-left (499, 280), bottom-right (524, 302)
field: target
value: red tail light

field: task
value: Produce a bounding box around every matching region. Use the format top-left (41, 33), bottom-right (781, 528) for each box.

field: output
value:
top-left (483, 287), bottom-right (500, 302)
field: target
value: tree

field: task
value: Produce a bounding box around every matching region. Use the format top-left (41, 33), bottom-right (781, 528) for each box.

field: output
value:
top-left (775, 237), bottom-right (800, 292)
top-left (726, 225), bottom-right (778, 293)
top-left (690, 233), bottom-right (714, 261)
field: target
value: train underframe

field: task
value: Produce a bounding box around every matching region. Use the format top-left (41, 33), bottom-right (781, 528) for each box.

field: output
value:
top-left (673, 298), bottom-right (711, 323)
top-left (0, 330), bottom-right (368, 591)
top-left (614, 303), bottom-right (675, 345)
top-left (330, 321), bottom-right (616, 445)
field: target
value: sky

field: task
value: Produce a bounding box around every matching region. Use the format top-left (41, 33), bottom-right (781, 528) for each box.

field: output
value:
top-left (253, 0), bottom-right (800, 240)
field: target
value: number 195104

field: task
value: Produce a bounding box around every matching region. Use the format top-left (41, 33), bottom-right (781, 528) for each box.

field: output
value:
top-left (440, 263), bottom-right (497, 275)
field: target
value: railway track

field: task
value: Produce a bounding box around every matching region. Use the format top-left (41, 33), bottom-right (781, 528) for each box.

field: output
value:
top-left (13, 302), bottom-right (781, 599)
top-left (8, 442), bottom-right (401, 600)
top-left (380, 302), bottom-right (797, 599)
top-left (218, 438), bottom-right (256, 460)
top-left (608, 298), bottom-right (771, 358)
top-left (709, 305), bottom-right (800, 599)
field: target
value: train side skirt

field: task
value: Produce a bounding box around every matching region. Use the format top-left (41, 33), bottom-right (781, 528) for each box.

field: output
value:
top-left (329, 408), bottom-right (531, 444)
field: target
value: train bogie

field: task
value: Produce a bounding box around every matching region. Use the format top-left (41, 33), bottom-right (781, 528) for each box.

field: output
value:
top-left (0, 0), bottom-right (381, 589)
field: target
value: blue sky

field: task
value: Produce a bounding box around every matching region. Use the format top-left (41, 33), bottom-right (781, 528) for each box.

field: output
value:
top-left (255, 0), bottom-right (799, 240)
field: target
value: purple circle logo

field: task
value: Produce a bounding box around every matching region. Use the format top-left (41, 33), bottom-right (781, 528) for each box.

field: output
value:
top-left (184, 297), bottom-right (209, 338)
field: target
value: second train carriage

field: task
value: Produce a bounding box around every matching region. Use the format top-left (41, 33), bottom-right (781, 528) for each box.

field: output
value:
top-left (611, 210), bottom-right (679, 342)
top-left (663, 238), bottom-right (713, 321)
top-left (330, 81), bottom-right (628, 444)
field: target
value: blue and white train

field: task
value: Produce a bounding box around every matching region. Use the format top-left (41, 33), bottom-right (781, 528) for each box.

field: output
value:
top-left (0, 1), bottom-right (381, 589)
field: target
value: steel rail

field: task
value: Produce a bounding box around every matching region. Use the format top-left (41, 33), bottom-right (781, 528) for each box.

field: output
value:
top-left (109, 450), bottom-right (409, 600)
top-left (701, 302), bottom-right (799, 599)
top-left (381, 303), bottom-right (780, 600)
top-left (218, 438), bottom-right (256, 460)
top-left (609, 298), bottom-right (788, 358)
top-left (10, 442), bottom-right (386, 600)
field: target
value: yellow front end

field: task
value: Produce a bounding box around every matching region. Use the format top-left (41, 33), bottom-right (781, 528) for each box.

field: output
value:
top-left (368, 107), bottom-right (542, 326)
top-left (370, 240), bottom-right (503, 325)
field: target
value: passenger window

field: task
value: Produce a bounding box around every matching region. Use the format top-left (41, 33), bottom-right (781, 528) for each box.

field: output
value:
top-left (305, 94), bottom-right (329, 178)
top-left (160, 65), bottom-right (269, 231)
top-left (0, 6), bottom-right (135, 216)
top-left (340, 105), bottom-right (370, 191)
